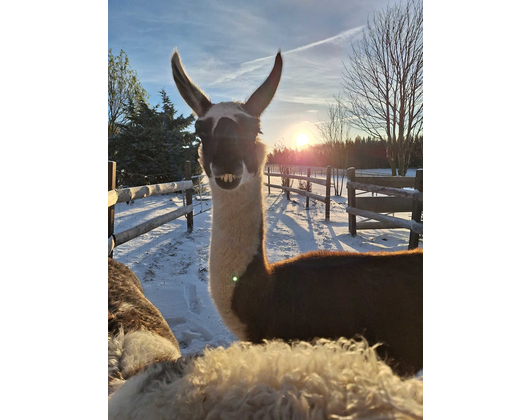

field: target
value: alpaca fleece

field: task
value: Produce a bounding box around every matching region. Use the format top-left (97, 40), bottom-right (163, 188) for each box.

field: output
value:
top-left (108, 338), bottom-right (423, 420)
top-left (108, 258), bottom-right (181, 392)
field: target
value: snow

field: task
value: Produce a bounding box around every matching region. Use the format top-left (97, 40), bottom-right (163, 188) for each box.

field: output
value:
top-left (113, 169), bottom-right (421, 355)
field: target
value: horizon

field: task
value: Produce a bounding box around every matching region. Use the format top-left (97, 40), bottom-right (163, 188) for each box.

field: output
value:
top-left (108, 0), bottom-right (400, 150)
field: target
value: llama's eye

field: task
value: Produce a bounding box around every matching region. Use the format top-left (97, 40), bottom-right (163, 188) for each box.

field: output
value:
top-left (195, 131), bottom-right (207, 141)
top-left (195, 119), bottom-right (212, 140)
top-left (243, 128), bottom-right (261, 138)
top-left (243, 131), bottom-right (258, 141)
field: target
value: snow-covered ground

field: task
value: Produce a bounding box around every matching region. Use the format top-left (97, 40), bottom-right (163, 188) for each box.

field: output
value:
top-left (113, 169), bottom-right (421, 355)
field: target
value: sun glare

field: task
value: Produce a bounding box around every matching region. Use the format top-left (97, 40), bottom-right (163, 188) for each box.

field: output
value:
top-left (295, 133), bottom-right (309, 148)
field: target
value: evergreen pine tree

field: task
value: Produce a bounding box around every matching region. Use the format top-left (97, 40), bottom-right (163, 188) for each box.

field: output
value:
top-left (108, 90), bottom-right (200, 187)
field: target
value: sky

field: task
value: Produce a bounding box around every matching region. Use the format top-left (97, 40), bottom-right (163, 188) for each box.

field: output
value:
top-left (109, 0), bottom-right (400, 149)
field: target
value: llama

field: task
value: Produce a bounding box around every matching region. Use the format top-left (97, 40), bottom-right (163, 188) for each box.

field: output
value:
top-left (108, 258), bottom-right (181, 394)
top-left (171, 48), bottom-right (423, 376)
top-left (108, 337), bottom-right (423, 420)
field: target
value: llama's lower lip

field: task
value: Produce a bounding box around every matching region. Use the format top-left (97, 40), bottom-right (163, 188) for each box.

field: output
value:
top-left (214, 176), bottom-right (241, 190)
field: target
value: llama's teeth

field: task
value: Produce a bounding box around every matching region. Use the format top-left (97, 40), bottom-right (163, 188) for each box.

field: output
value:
top-left (220, 174), bottom-right (237, 182)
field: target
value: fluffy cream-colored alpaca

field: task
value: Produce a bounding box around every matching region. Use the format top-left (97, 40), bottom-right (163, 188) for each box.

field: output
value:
top-left (108, 337), bottom-right (423, 420)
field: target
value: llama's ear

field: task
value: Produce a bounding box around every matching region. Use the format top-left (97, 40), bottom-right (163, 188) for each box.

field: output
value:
top-left (171, 48), bottom-right (212, 117)
top-left (243, 52), bottom-right (282, 117)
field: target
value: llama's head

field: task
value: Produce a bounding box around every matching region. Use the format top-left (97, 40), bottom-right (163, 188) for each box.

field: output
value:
top-left (171, 48), bottom-right (282, 190)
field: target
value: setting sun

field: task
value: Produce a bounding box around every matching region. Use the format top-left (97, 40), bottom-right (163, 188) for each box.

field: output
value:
top-left (295, 133), bottom-right (309, 148)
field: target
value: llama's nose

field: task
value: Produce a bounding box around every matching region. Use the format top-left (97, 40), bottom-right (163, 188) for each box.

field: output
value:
top-left (212, 158), bottom-right (244, 179)
top-left (212, 139), bottom-right (243, 176)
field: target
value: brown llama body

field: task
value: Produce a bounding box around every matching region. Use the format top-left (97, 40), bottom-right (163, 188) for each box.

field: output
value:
top-left (233, 247), bottom-right (422, 375)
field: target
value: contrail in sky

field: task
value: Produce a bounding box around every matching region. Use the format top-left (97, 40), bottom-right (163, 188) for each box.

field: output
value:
top-left (244, 25), bottom-right (364, 65)
top-left (211, 25), bottom-right (364, 85)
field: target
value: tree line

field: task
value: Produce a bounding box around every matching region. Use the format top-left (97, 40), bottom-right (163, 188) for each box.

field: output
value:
top-left (267, 135), bottom-right (422, 170)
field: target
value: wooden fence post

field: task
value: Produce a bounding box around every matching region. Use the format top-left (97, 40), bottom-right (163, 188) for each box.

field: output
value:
top-left (306, 168), bottom-right (310, 208)
top-left (108, 161), bottom-right (116, 258)
top-left (408, 169), bottom-right (423, 249)
top-left (286, 167), bottom-right (290, 200)
top-left (325, 165), bottom-right (331, 221)
top-left (185, 161), bottom-right (193, 232)
top-left (347, 167), bottom-right (356, 236)
top-left (267, 166), bottom-right (271, 194)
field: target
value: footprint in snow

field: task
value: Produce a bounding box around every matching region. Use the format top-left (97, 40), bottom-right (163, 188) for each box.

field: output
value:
top-left (165, 316), bottom-right (186, 327)
top-left (180, 325), bottom-right (213, 344)
top-left (185, 284), bottom-right (202, 315)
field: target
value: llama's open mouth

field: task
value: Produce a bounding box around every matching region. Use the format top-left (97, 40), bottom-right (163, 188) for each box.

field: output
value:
top-left (215, 173), bottom-right (242, 190)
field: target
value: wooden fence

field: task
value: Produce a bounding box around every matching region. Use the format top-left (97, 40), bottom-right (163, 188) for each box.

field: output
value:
top-left (346, 168), bottom-right (423, 249)
top-left (264, 165), bottom-right (387, 178)
top-left (108, 161), bottom-right (195, 257)
top-left (109, 161), bottom-right (422, 255)
top-left (264, 166), bottom-right (332, 221)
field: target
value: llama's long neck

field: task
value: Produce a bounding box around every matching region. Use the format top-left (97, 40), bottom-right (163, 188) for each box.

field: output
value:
top-left (208, 170), bottom-right (267, 339)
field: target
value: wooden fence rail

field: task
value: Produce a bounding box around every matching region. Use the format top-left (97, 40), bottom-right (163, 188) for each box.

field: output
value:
top-left (266, 184), bottom-right (326, 203)
top-left (113, 204), bottom-right (194, 249)
top-left (347, 167), bottom-right (423, 249)
top-left (265, 172), bottom-right (328, 186)
top-left (264, 165), bottom-right (332, 221)
top-left (108, 160), bottom-right (196, 257)
top-left (108, 180), bottom-right (193, 207)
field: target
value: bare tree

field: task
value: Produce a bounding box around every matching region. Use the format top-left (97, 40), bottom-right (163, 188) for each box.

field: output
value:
top-left (108, 49), bottom-right (149, 138)
top-left (341, 0), bottom-right (422, 176)
top-left (317, 97), bottom-right (350, 196)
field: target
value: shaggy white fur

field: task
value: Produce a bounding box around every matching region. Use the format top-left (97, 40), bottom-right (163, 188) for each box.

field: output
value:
top-left (108, 329), bottom-right (181, 395)
top-left (108, 338), bottom-right (423, 420)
